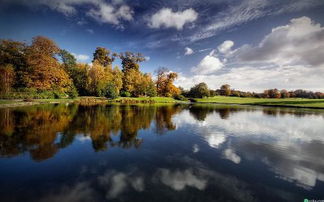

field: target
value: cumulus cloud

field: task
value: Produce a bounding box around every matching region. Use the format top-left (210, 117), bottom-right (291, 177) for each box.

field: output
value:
top-left (178, 16), bottom-right (324, 92)
top-left (236, 16), bottom-right (324, 66)
top-left (87, 4), bottom-right (133, 25)
top-left (72, 53), bottom-right (90, 61)
top-left (218, 40), bottom-right (234, 54)
top-left (191, 52), bottom-right (224, 75)
top-left (148, 8), bottom-right (198, 30)
top-left (184, 47), bottom-right (194, 55)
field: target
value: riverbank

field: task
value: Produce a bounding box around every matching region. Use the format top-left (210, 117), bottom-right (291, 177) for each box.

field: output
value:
top-left (193, 96), bottom-right (324, 109)
top-left (1, 96), bottom-right (324, 109)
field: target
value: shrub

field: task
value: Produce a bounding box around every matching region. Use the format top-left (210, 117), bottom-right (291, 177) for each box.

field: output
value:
top-left (66, 86), bottom-right (78, 98)
top-left (105, 83), bottom-right (119, 99)
top-left (120, 91), bottom-right (131, 97)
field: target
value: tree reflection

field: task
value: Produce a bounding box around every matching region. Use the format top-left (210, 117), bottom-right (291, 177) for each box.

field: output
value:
top-left (0, 104), bottom-right (182, 161)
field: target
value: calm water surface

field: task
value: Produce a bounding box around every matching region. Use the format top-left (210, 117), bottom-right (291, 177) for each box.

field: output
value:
top-left (0, 104), bottom-right (324, 202)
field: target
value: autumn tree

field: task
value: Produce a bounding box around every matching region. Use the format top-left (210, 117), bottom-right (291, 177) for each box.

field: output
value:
top-left (0, 64), bottom-right (15, 93)
top-left (155, 67), bottom-right (180, 97)
top-left (120, 52), bottom-right (149, 96)
top-left (220, 84), bottom-right (231, 96)
top-left (87, 61), bottom-right (123, 98)
top-left (93, 47), bottom-right (115, 67)
top-left (0, 40), bottom-right (27, 87)
top-left (23, 36), bottom-right (73, 93)
top-left (189, 82), bottom-right (210, 98)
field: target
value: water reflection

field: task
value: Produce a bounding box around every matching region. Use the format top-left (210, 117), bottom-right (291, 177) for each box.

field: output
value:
top-left (0, 104), bottom-right (182, 161)
top-left (0, 104), bottom-right (324, 201)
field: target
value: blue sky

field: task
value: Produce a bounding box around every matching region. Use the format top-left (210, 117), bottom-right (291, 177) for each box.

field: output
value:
top-left (1, 0), bottom-right (324, 91)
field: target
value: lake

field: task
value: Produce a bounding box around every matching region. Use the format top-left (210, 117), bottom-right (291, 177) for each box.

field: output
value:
top-left (0, 103), bottom-right (324, 202)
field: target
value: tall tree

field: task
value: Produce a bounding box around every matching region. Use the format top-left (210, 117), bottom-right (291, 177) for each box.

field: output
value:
top-left (0, 40), bottom-right (27, 87)
top-left (24, 36), bottom-right (72, 92)
top-left (59, 49), bottom-right (77, 72)
top-left (0, 64), bottom-right (15, 93)
top-left (92, 47), bottom-right (115, 67)
top-left (120, 52), bottom-right (146, 96)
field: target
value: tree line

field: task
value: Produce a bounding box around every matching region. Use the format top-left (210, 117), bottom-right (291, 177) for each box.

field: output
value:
top-left (0, 36), bottom-right (180, 99)
top-left (182, 83), bottom-right (324, 99)
top-left (1, 36), bottom-right (322, 100)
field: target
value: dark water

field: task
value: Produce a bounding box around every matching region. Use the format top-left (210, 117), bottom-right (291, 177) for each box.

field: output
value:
top-left (0, 103), bottom-right (324, 202)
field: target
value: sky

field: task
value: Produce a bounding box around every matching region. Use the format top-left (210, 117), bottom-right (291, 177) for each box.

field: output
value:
top-left (0, 0), bottom-right (324, 92)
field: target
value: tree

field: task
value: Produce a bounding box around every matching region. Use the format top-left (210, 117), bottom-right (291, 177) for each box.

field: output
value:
top-left (0, 64), bottom-right (15, 93)
top-left (189, 82), bottom-right (210, 98)
top-left (71, 63), bottom-right (89, 95)
top-left (220, 84), bottom-right (231, 96)
top-left (280, 89), bottom-right (290, 98)
top-left (59, 49), bottom-right (77, 72)
top-left (92, 47), bottom-right (115, 67)
top-left (86, 62), bottom-right (123, 97)
top-left (24, 36), bottom-right (73, 92)
top-left (120, 52), bottom-right (146, 96)
top-left (155, 67), bottom-right (180, 97)
top-left (0, 39), bottom-right (27, 87)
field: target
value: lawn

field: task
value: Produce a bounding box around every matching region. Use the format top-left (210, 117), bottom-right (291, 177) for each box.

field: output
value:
top-left (194, 96), bottom-right (324, 108)
top-left (112, 97), bottom-right (180, 103)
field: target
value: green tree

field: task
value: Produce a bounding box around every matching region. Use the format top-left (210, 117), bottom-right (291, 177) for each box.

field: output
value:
top-left (59, 49), bottom-right (77, 72)
top-left (220, 84), bottom-right (231, 96)
top-left (189, 82), bottom-right (210, 98)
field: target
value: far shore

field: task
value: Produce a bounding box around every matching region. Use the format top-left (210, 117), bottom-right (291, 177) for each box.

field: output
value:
top-left (1, 96), bottom-right (324, 109)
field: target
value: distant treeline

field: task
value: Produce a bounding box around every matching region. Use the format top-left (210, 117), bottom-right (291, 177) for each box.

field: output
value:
top-left (0, 36), bottom-right (180, 99)
top-left (0, 36), bottom-right (322, 100)
top-left (182, 83), bottom-right (324, 99)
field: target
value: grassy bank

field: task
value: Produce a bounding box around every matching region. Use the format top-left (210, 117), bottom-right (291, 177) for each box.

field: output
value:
top-left (1, 96), bottom-right (324, 109)
top-left (193, 96), bottom-right (324, 109)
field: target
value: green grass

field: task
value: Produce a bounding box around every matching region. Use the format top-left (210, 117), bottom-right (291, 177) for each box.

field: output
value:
top-left (112, 97), bottom-right (180, 103)
top-left (194, 96), bottom-right (324, 108)
top-left (2, 96), bottom-right (324, 109)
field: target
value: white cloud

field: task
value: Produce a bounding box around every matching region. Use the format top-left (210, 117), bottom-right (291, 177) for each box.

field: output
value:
top-left (184, 47), bottom-right (194, 55)
top-left (178, 16), bottom-right (324, 92)
top-left (218, 40), bottom-right (234, 54)
top-left (236, 16), bottom-right (324, 66)
top-left (188, 0), bottom-right (324, 42)
top-left (87, 3), bottom-right (133, 25)
top-left (5, 0), bottom-right (134, 26)
top-left (72, 53), bottom-right (90, 61)
top-left (145, 56), bottom-right (150, 61)
top-left (148, 8), bottom-right (198, 30)
top-left (191, 52), bottom-right (224, 75)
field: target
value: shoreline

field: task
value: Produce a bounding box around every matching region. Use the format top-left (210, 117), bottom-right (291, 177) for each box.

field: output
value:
top-left (1, 97), bottom-right (324, 109)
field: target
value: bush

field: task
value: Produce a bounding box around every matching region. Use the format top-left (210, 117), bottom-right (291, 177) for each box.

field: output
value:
top-left (120, 91), bottom-right (131, 97)
top-left (66, 86), bottom-right (78, 98)
top-left (105, 83), bottom-right (119, 99)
